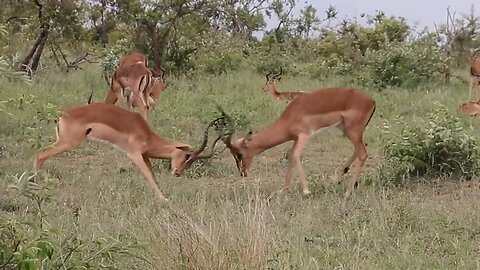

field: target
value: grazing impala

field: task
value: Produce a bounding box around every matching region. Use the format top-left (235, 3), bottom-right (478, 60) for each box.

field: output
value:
top-left (459, 100), bottom-right (480, 116)
top-left (220, 87), bottom-right (376, 198)
top-left (34, 103), bottom-right (223, 200)
top-left (104, 53), bottom-right (166, 120)
top-left (469, 49), bottom-right (480, 101)
top-left (262, 68), bottom-right (305, 101)
top-left (119, 52), bottom-right (149, 67)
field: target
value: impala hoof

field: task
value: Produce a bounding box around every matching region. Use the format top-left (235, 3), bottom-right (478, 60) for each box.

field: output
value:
top-left (301, 190), bottom-right (311, 197)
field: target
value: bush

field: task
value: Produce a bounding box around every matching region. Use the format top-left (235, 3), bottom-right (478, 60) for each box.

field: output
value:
top-left (357, 36), bottom-right (443, 89)
top-left (1, 172), bottom-right (150, 269)
top-left (379, 105), bottom-right (480, 184)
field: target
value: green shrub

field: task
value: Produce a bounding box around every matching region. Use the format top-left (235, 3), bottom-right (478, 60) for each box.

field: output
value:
top-left (1, 172), bottom-right (150, 269)
top-left (379, 105), bottom-right (480, 184)
top-left (357, 36), bottom-right (443, 89)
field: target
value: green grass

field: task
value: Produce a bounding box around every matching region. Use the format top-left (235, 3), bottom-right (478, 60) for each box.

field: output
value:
top-left (1, 66), bottom-right (480, 269)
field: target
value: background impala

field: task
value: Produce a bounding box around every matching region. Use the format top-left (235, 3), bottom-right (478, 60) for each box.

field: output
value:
top-left (104, 53), bottom-right (166, 120)
top-left (469, 49), bottom-right (480, 101)
top-left (262, 68), bottom-right (305, 101)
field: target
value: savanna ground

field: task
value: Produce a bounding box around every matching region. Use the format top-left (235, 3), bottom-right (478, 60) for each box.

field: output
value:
top-left (1, 67), bottom-right (480, 269)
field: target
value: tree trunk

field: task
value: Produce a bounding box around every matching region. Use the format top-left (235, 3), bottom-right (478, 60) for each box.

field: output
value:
top-left (19, 30), bottom-right (46, 70)
top-left (19, 29), bottom-right (48, 77)
top-left (30, 31), bottom-right (48, 72)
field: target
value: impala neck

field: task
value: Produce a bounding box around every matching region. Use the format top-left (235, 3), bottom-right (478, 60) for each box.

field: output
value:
top-left (146, 134), bottom-right (182, 159)
top-left (266, 84), bottom-right (281, 97)
top-left (248, 120), bottom-right (291, 156)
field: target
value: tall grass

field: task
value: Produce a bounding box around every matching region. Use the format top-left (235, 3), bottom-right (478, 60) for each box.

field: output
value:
top-left (1, 66), bottom-right (480, 269)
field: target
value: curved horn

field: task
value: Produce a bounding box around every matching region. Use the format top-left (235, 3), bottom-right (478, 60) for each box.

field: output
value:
top-left (159, 66), bottom-right (166, 81)
top-left (473, 48), bottom-right (480, 58)
top-left (193, 116), bottom-right (227, 156)
top-left (274, 66), bottom-right (283, 78)
top-left (265, 71), bottom-right (273, 81)
top-left (191, 135), bottom-right (223, 160)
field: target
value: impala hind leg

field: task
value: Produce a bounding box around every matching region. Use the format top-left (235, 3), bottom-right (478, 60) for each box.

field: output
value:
top-left (35, 141), bottom-right (83, 171)
top-left (104, 89), bottom-right (118, 104)
top-left (344, 134), bottom-right (368, 198)
top-left (127, 152), bottom-right (167, 200)
top-left (470, 76), bottom-right (479, 101)
top-left (283, 143), bottom-right (297, 192)
top-left (332, 151), bottom-right (357, 184)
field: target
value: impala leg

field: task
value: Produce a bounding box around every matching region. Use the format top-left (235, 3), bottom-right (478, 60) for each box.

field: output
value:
top-left (332, 151), bottom-right (357, 184)
top-left (35, 141), bottom-right (81, 171)
top-left (143, 154), bottom-right (152, 172)
top-left (289, 134), bottom-right (311, 196)
top-left (282, 142), bottom-right (297, 192)
top-left (140, 105), bottom-right (149, 122)
top-left (476, 78), bottom-right (480, 101)
top-left (344, 135), bottom-right (368, 199)
top-left (104, 89), bottom-right (118, 104)
top-left (127, 152), bottom-right (167, 201)
top-left (470, 76), bottom-right (477, 101)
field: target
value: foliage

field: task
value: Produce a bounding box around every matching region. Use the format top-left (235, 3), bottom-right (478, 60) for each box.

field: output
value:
top-left (1, 2), bottom-right (479, 83)
top-left (379, 105), bottom-right (480, 184)
top-left (101, 38), bottom-right (131, 77)
top-left (0, 172), bottom-right (150, 269)
top-left (357, 36), bottom-right (444, 88)
top-left (0, 24), bottom-right (31, 84)
top-left (196, 33), bottom-right (247, 75)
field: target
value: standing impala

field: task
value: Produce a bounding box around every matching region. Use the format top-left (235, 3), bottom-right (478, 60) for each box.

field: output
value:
top-left (221, 87), bottom-right (376, 198)
top-left (262, 68), bottom-right (305, 101)
top-left (118, 52), bottom-right (149, 67)
top-left (469, 49), bottom-right (480, 101)
top-left (34, 103), bottom-right (222, 200)
top-left (104, 53), bottom-right (166, 121)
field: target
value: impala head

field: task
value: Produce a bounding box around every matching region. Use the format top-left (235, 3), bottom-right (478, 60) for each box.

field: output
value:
top-left (148, 67), bottom-right (167, 106)
top-left (221, 132), bottom-right (254, 177)
top-left (471, 49), bottom-right (480, 60)
top-left (170, 117), bottom-right (225, 176)
top-left (262, 67), bottom-right (283, 92)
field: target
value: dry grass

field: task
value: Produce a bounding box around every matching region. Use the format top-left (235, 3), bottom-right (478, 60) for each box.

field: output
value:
top-left (1, 67), bottom-right (480, 269)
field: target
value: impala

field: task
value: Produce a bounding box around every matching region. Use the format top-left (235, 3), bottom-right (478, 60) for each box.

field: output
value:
top-left (104, 53), bottom-right (167, 120)
top-left (34, 103), bottom-right (223, 200)
top-left (262, 68), bottom-right (305, 101)
top-left (118, 52), bottom-right (164, 80)
top-left (119, 52), bottom-right (149, 67)
top-left (220, 87), bottom-right (376, 198)
top-left (104, 62), bottom-right (164, 121)
top-left (459, 100), bottom-right (480, 116)
top-left (469, 49), bottom-right (480, 101)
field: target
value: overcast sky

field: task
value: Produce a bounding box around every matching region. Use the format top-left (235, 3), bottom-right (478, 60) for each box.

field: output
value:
top-left (309, 0), bottom-right (478, 29)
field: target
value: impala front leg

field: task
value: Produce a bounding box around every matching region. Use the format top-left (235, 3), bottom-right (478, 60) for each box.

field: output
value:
top-left (127, 152), bottom-right (167, 201)
top-left (291, 134), bottom-right (310, 196)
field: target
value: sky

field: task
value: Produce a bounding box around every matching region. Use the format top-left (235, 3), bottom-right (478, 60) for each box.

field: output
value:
top-left (308, 0), bottom-right (478, 30)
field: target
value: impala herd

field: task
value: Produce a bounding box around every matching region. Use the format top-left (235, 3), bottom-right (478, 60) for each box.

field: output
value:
top-left (33, 50), bottom-right (479, 201)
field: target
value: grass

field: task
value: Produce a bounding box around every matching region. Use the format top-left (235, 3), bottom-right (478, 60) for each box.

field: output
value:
top-left (1, 66), bottom-right (480, 269)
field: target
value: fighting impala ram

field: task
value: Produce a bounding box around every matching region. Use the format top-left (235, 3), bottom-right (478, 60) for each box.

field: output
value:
top-left (34, 102), bottom-right (223, 201)
top-left (220, 87), bottom-right (375, 198)
top-left (469, 49), bottom-right (480, 101)
top-left (104, 53), bottom-right (166, 121)
top-left (262, 68), bottom-right (305, 101)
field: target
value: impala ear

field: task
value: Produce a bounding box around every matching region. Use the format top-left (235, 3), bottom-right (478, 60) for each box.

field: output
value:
top-left (246, 131), bottom-right (253, 141)
top-left (147, 96), bottom-right (155, 105)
